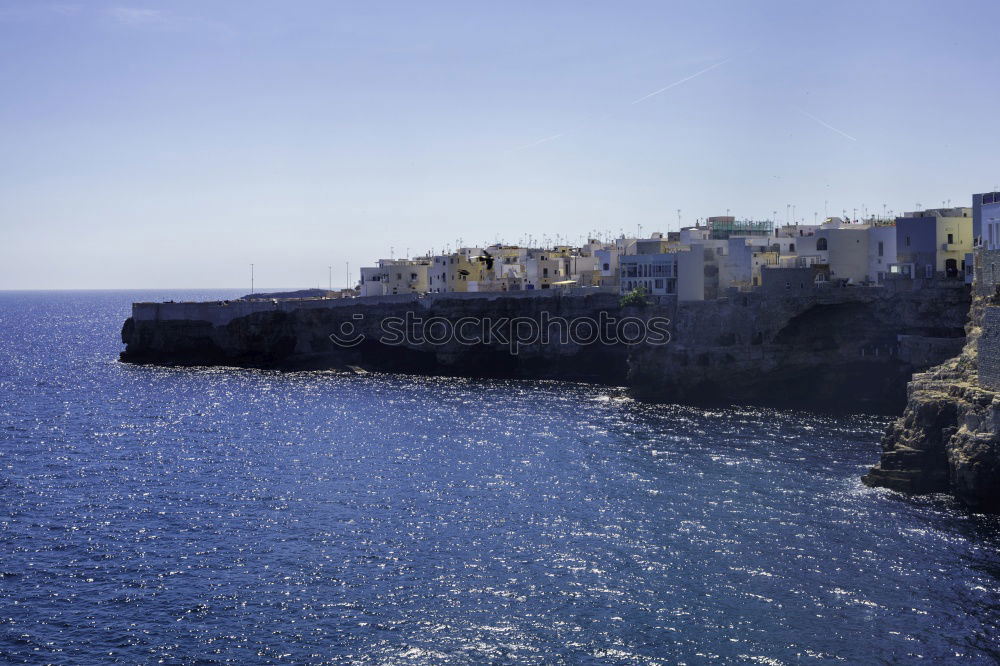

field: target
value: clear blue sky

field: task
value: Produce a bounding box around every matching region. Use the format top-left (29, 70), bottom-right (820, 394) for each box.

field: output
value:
top-left (2, 0), bottom-right (999, 289)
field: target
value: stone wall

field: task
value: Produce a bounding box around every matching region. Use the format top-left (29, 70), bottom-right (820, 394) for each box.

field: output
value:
top-left (132, 289), bottom-right (621, 327)
top-left (978, 306), bottom-right (1000, 390)
top-left (971, 247), bottom-right (1000, 390)
top-left (973, 248), bottom-right (1000, 297)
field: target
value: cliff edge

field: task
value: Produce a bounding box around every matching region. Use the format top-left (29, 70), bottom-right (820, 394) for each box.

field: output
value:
top-left (863, 249), bottom-right (1000, 512)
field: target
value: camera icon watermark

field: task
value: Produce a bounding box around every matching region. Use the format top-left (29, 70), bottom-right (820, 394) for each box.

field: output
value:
top-left (330, 311), bottom-right (670, 355)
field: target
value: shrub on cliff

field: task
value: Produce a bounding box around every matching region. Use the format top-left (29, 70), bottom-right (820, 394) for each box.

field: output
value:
top-left (619, 286), bottom-right (649, 308)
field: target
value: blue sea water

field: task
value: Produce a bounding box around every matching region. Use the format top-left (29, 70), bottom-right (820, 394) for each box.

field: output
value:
top-left (1, 290), bottom-right (999, 665)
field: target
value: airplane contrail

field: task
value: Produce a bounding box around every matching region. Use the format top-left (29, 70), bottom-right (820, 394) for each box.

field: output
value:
top-left (630, 58), bottom-right (731, 104)
top-left (795, 107), bottom-right (857, 141)
top-left (507, 132), bottom-right (565, 153)
top-left (507, 56), bottom-right (733, 152)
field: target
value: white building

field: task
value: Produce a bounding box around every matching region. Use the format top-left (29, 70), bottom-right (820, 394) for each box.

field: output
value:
top-left (358, 266), bottom-right (385, 297)
top-left (983, 200), bottom-right (1000, 250)
top-left (677, 245), bottom-right (707, 301)
top-left (867, 225), bottom-right (897, 284)
top-left (814, 226), bottom-right (870, 284)
top-left (620, 253), bottom-right (678, 296)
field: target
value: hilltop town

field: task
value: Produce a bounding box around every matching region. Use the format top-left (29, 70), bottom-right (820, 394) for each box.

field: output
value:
top-left (119, 188), bottom-right (1000, 510)
top-left (353, 192), bottom-right (1000, 300)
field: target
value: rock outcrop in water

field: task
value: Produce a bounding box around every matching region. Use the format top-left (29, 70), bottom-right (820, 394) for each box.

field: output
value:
top-left (863, 249), bottom-right (1000, 512)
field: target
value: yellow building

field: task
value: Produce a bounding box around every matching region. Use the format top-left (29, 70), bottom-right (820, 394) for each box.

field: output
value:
top-left (381, 259), bottom-right (430, 294)
top-left (935, 213), bottom-right (973, 274)
top-left (447, 250), bottom-right (490, 292)
top-left (750, 251), bottom-right (779, 287)
top-left (527, 252), bottom-right (569, 289)
top-left (895, 207), bottom-right (973, 278)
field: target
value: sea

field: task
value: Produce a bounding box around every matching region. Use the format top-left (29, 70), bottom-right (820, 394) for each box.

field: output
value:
top-left (1, 290), bottom-right (998, 664)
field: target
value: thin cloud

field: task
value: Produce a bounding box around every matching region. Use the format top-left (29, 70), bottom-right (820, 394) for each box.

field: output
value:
top-left (631, 58), bottom-right (730, 104)
top-left (795, 107), bottom-right (857, 142)
top-left (109, 7), bottom-right (167, 25)
top-left (106, 6), bottom-right (233, 37)
top-left (507, 133), bottom-right (565, 153)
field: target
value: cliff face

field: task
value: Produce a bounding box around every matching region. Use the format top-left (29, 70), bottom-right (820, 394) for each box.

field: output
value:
top-left (627, 282), bottom-right (968, 413)
top-left (121, 284), bottom-right (970, 415)
top-left (863, 254), bottom-right (1000, 512)
top-left (121, 293), bottom-right (638, 384)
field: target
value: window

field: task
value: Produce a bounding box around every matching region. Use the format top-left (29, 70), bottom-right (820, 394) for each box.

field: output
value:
top-left (543, 268), bottom-right (549, 277)
top-left (789, 243), bottom-right (795, 252)
top-left (603, 263), bottom-right (610, 271)
top-left (878, 241), bottom-right (884, 257)
top-left (948, 233), bottom-right (954, 244)
top-left (816, 238), bottom-right (828, 251)
top-left (906, 236), bottom-right (911, 247)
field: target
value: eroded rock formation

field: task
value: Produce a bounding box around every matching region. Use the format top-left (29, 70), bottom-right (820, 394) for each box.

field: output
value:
top-left (863, 251), bottom-right (1000, 512)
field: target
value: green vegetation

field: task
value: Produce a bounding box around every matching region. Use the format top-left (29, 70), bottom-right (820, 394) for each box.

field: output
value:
top-left (619, 286), bottom-right (649, 308)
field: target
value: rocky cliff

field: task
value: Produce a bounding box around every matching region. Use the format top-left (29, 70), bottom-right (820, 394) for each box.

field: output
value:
top-left (121, 292), bottom-right (637, 383)
top-left (121, 282), bottom-right (969, 415)
top-left (863, 253), bottom-right (1000, 512)
top-left (627, 281), bottom-right (968, 412)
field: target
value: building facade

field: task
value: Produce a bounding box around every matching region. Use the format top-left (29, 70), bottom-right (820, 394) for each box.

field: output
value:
top-left (620, 253), bottom-right (678, 296)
